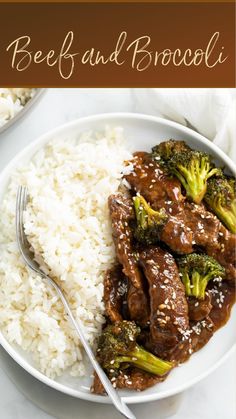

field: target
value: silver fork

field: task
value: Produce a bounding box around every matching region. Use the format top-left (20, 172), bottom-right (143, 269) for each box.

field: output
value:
top-left (16, 186), bottom-right (136, 419)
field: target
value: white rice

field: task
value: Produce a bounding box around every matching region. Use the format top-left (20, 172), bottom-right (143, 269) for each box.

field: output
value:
top-left (0, 88), bottom-right (35, 128)
top-left (0, 126), bottom-right (132, 378)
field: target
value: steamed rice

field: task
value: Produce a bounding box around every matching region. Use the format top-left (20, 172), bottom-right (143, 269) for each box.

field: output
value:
top-left (0, 88), bottom-right (35, 128)
top-left (0, 126), bottom-right (132, 378)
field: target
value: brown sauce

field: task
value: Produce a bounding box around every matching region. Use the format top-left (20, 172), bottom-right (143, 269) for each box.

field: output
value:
top-left (209, 282), bottom-right (236, 330)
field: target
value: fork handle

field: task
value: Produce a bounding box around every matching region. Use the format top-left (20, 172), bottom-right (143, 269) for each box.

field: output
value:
top-left (42, 272), bottom-right (136, 419)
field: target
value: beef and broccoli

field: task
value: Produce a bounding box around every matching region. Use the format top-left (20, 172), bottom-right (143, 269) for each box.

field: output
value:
top-left (91, 139), bottom-right (236, 394)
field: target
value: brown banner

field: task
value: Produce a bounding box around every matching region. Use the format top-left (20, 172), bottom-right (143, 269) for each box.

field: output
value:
top-left (0, 2), bottom-right (235, 87)
top-left (0, 0), bottom-right (234, 2)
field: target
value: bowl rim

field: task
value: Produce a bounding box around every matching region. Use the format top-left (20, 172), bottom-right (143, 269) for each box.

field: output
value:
top-left (0, 89), bottom-right (46, 135)
top-left (0, 112), bottom-right (235, 404)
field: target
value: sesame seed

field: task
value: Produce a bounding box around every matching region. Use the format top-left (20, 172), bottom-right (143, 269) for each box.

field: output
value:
top-left (213, 277), bottom-right (222, 283)
top-left (192, 323), bottom-right (201, 335)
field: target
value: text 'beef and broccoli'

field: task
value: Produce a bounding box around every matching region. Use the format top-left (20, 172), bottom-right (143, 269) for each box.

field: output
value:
top-left (91, 139), bottom-right (236, 394)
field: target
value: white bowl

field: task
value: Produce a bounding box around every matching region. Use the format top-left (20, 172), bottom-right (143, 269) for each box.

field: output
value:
top-left (0, 89), bottom-right (46, 136)
top-left (0, 113), bottom-right (235, 404)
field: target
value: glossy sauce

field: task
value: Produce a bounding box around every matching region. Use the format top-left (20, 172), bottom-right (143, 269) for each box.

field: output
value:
top-left (209, 282), bottom-right (236, 330)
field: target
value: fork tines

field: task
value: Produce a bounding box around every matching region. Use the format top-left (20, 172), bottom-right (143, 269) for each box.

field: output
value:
top-left (16, 186), bottom-right (29, 252)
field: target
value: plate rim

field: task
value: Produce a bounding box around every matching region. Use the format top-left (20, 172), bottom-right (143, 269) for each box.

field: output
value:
top-left (0, 112), bottom-right (235, 404)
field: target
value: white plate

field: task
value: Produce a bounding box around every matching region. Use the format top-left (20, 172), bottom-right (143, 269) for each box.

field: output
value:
top-left (0, 113), bottom-right (235, 404)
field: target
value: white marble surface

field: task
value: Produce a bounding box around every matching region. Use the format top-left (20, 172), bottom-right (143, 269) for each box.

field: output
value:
top-left (0, 88), bottom-right (235, 419)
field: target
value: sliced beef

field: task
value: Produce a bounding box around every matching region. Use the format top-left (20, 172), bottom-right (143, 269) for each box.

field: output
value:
top-left (184, 202), bottom-right (220, 248)
top-left (159, 203), bottom-right (220, 256)
top-left (126, 284), bottom-right (150, 326)
top-left (124, 152), bottom-right (184, 215)
top-left (183, 203), bottom-right (236, 280)
top-left (185, 203), bottom-right (236, 280)
top-left (108, 193), bottom-right (140, 288)
top-left (206, 224), bottom-right (236, 281)
top-left (104, 265), bottom-right (128, 323)
top-left (92, 368), bottom-right (166, 394)
top-left (108, 194), bottom-right (149, 325)
top-left (188, 293), bottom-right (212, 322)
top-left (139, 247), bottom-right (189, 358)
top-left (91, 372), bottom-right (105, 395)
top-left (160, 212), bottom-right (193, 254)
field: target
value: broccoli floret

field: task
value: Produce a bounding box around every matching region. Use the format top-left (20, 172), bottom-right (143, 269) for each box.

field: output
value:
top-left (133, 195), bottom-right (168, 245)
top-left (177, 253), bottom-right (225, 300)
top-left (151, 141), bottom-right (220, 204)
top-left (167, 150), bottom-right (220, 204)
top-left (204, 175), bottom-right (236, 233)
top-left (152, 140), bottom-right (190, 161)
top-left (97, 321), bottom-right (173, 377)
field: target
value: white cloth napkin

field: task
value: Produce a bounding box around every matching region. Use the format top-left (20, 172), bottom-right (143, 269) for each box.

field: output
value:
top-left (133, 89), bottom-right (236, 162)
